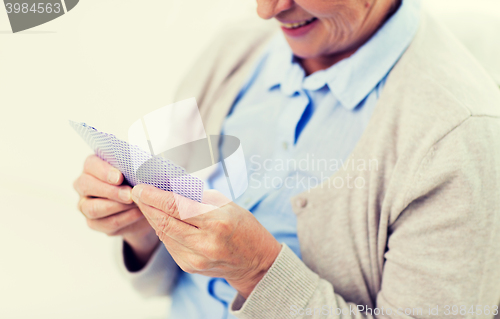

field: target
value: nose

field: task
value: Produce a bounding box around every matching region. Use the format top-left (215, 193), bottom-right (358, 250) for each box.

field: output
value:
top-left (256, 0), bottom-right (294, 20)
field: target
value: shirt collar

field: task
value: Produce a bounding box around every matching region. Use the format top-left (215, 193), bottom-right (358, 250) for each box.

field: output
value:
top-left (262, 35), bottom-right (300, 95)
top-left (262, 0), bottom-right (421, 110)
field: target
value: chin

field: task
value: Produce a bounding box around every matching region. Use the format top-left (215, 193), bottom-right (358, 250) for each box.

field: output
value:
top-left (287, 44), bottom-right (322, 60)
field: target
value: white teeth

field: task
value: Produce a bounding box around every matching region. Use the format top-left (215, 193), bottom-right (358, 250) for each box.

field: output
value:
top-left (281, 18), bottom-right (315, 29)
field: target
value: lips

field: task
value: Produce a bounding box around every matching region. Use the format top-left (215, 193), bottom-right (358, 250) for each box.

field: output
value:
top-left (279, 17), bottom-right (319, 37)
top-left (280, 17), bottom-right (317, 30)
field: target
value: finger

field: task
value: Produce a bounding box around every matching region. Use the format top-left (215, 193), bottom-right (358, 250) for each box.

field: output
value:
top-left (131, 185), bottom-right (219, 224)
top-left (139, 207), bottom-right (180, 247)
top-left (135, 200), bottom-right (198, 244)
top-left (86, 207), bottom-right (144, 236)
top-left (78, 197), bottom-right (136, 219)
top-left (74, 173), bottom-right (133, 204)
top-left (173, 192), bottom-right (220, 222)
top-left (159, 237), bottom-right (206, 274)
top-left (131, 185), bottom-right (181, 219)
top-left (83, 154), bottom-right (124, 186)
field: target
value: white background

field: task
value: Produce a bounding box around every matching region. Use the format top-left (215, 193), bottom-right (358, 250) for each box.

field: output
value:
top-left (0, 0), bottom-right (499, 318)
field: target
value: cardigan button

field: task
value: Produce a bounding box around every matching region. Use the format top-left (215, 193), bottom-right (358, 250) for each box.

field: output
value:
top-left (295, 197), bottom-right (308, 208)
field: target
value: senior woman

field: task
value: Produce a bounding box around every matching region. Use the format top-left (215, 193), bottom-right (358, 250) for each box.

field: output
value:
top-left (73, 0), bottom-right (500, 318)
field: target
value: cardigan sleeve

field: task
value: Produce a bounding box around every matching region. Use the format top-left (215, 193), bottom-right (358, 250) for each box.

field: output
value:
top-left (230, 116), bottom-right (500, 318)
top-left (114, 237), bottom-right (180, 297)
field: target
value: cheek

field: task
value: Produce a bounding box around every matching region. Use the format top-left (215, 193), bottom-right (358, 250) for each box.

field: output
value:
top-left (282, 0), bottom-right (368, 58)
top-left (319, 16), bottom-right (354, 43)
top-left (315, 5), bottom-right (367, 46)
top-left (296, 0), bottom-right (366, 29)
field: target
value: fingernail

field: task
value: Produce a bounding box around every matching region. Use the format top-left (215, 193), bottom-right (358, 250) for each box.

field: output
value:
top-left (108, 168), bottom-right (121, 184)
top-left (131, 185), bottom-right (143, 202)
top-left (119, 188), bottom-right (131, 202)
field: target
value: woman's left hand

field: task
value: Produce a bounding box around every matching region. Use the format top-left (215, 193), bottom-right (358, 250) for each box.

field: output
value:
top-left (131, 184), bottom-right (282, 298)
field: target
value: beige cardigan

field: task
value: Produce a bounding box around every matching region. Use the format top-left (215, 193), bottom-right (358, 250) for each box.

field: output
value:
top-left (118, 10), bottom-right (500, 319)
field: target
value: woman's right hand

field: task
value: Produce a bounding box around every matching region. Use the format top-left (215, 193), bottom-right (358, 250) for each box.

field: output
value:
top-left (73, 155), bottom-right (159, 267)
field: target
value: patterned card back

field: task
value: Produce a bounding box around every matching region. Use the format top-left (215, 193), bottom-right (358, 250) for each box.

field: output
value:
top-left (70, 121), bottom-right (204, 203)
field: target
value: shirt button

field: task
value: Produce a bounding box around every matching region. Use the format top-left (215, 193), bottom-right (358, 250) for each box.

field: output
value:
top-left (295, 197), bottom-right (308, 208)
top-left (282, 142), bottom-right (288, 150)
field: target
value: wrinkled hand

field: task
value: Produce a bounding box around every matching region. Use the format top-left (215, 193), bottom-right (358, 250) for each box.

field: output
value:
top-left (73, 155), bottom-right (159, 265)
top-left (131, 184), bottom-right (282, 298)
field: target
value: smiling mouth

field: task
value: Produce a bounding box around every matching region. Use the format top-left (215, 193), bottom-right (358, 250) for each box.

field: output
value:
top-left (280, 17), bottom-right (318, 30)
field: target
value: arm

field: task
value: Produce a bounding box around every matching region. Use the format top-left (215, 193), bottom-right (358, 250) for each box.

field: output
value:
top-left (230, 116), bottom-right (500, 318)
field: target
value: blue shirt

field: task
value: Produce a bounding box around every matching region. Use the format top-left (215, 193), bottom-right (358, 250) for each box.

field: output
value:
top-left (169, 1), bottom-right (420, 318)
